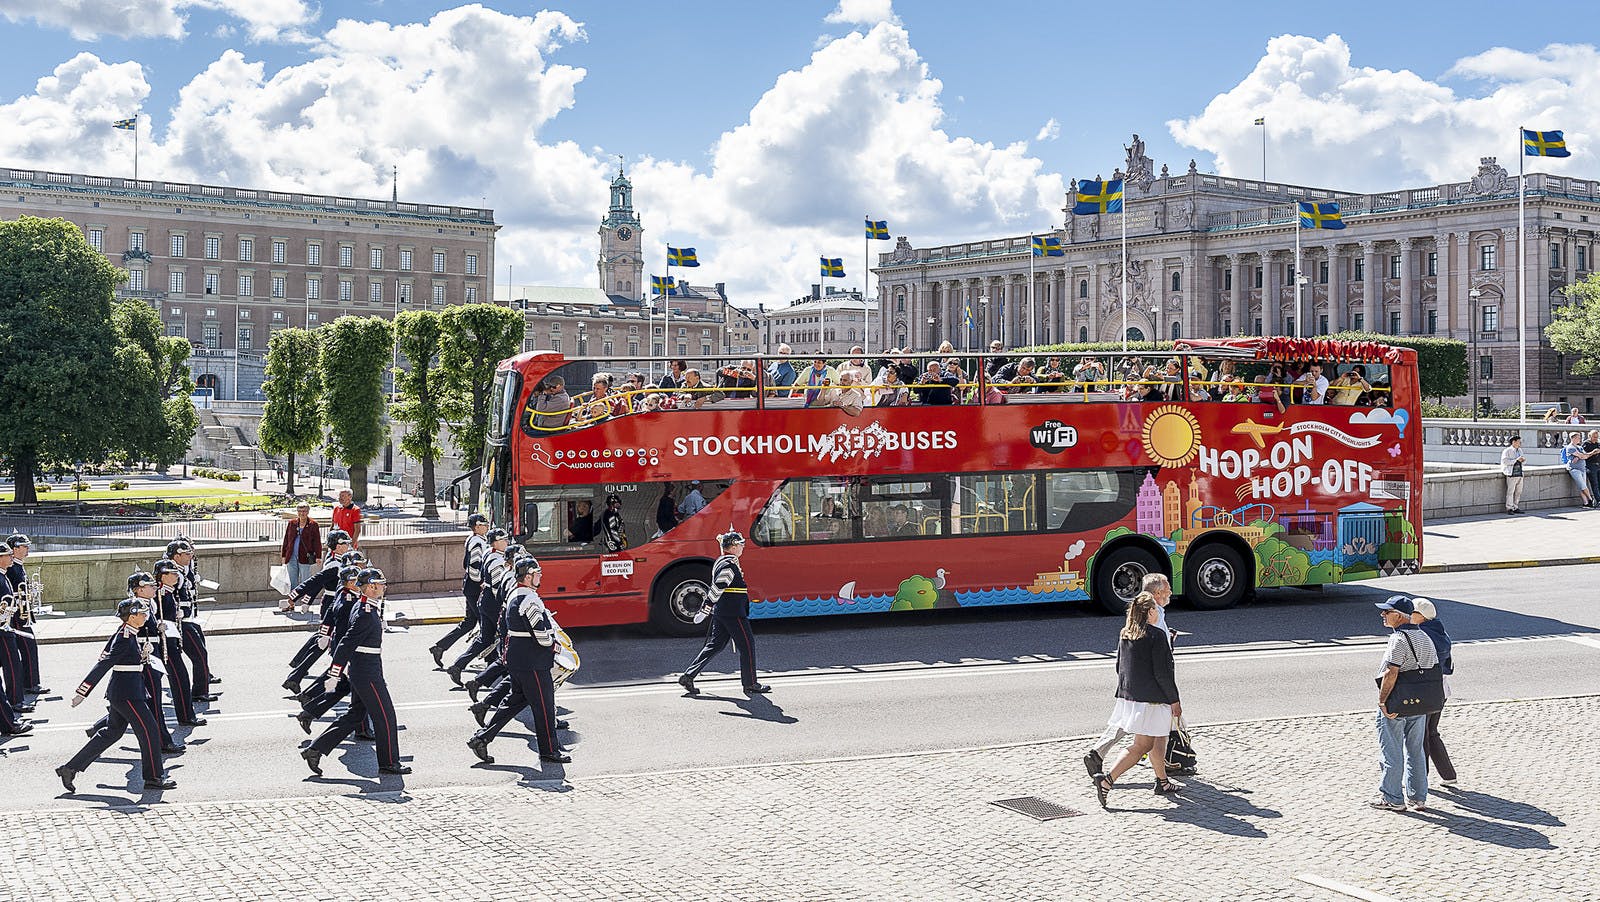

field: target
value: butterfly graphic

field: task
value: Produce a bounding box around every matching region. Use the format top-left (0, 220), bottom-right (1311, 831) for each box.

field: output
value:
top-left (1387, 444), bottom-right (1402, 458)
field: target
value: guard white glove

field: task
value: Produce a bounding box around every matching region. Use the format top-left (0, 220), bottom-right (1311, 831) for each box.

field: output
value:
top-left (70, 693), bottom-right (85, 708)
top-left (316, 634), bottom-right (331, 650)
top-left (324, 676), bottom-right (339, 695)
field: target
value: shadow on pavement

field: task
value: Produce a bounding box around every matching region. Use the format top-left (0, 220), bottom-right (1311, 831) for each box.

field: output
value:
top-left (1102, 777), bottom-right (1281, 838)
top-left (1433, 786), bottom-right (1565, 827)
top-left (717, 693), bottom-right (799, 725)
top-left (1407, 806), bottom-right (1554, 849)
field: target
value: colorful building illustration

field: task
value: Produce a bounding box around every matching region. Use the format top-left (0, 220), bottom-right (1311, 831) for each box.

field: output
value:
top-left (1161, 481), bottom-right (1182, 536)
top-left (1136, 472), bottom-right (1162, 534)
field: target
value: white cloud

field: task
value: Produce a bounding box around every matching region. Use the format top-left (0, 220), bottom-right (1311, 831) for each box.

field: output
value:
top-left (824, 0), bottom-right (896, 27)
top-left (1035, 117), bottom-right (1060, 142)
top-left (0, 0), bottom-right (316, 41)
top-left (1168, 34), bottom-right (1598, 191)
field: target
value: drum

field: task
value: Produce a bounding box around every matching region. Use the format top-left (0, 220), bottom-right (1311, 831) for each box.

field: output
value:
top-left (551, 627), bottom-right (580, 688)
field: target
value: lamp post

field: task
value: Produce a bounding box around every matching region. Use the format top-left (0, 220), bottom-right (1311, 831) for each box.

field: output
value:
top-left (927, 315), bottom-right (936, 349)
top-left (1295, 274), bottom-right (1309, 337)
top-left (577, 320), bottom-right (588, 356)
top-left (976, 295), bottom-right (989, 354)
top-left (1469, 288), bottom-right (1482, 421)
top-left (1150, 305), bottom-right (1160, 344)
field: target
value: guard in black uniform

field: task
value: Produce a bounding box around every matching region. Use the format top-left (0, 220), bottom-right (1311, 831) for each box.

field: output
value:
top-left (56, 577), bottom-right (177, 792)
top-left (5, 534), bottom-right (46, 696)
top-left (95, 569), bottom-right (184, 753)
top-left (294, 563), bottom-right (368, 734)
top-left (467, 557), bottom-right (568, 765)
top-left (0, 544), bottom-right (29, 712)
top-left (463, 541), bottom-right (523, 705)
top-left (302, 568), bottom-right (410, 777)
top-left (679, 530), bottom-right (770, 695)
top-left (154, 559), bottom-right (205, 726)
top-left (446, 528), bottom-right (509, 685)
top-left (282, 530), bottom-right (354, 693)
top-left (168, 541), bottom-right (221, 702)
top-left (430, 513), bottom-right (491, 668)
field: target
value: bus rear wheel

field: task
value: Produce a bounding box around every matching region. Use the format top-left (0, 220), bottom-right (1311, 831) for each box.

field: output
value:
top-left (650, 564), bottom-right (713, 637)
top-left (1090, 545), bottom-right (1162, 615)
top-left (1183, 542), bottom-right (1248, 610)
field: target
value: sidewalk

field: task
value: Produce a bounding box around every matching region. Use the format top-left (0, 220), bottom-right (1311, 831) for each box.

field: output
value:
top-left (8, 696), bottom-right (1595, 901)
top-left (34, 594), bottom-right (464, 645)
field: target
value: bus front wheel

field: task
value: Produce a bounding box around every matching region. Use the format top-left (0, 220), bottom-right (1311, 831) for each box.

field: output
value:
top-left (1183, 543), bottom-right (1248, 610)
top-left (651, 565), bottom-right (713, 637)
top-left (1090, 545), bottom-right (1162, 615)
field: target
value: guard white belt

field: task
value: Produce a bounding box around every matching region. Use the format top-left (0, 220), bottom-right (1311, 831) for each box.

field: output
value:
top-left (112, 665), bottom-right (143, 672)
top-left (354, 646), bottom-right (382, 654)
top-left (506, 630), bottom-right (533, 637)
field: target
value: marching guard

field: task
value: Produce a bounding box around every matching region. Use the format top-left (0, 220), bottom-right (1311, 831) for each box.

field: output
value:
top-left (445, 527), bottom-right (509, 686)
top-left (88, 568), bottom-right (184, 753)
top-left (155, 559), bottom-right (205, 726)
top-left (467, 557), bottom-right (569, 765)
top-left (282, 529), bottom-right (354, 694)
top-left (462, 541), bottom-right (524, 709)
top-left (168, 540), bottom-right (221, 702)
top-left (5, 535), bottom-right (46, 696)
top-left (295, 560), bottom-right (374, 740)
top-left (56, 574), bottom-right (177, 792)
top-left (301, 568), bottom-right (409, 777)
top-left (430, 512), bottom-right (491, 668)
top-left (0, 543), bottom-right (34, 713)
top-left (679, 529), bottom-right (770, 695)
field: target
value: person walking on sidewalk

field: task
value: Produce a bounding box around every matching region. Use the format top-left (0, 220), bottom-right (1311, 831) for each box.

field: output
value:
top-left (280, 504), bottom-right (321, 610)
top-left (678, 530), bottom-right (770, 695)
top-left (301, 568), bottom-right (409, 777)
top-left (1083, 573), bottom-right (1185, 778)
top-left (1411, 598), bottom-right (1457, 787)
top-left (56, 580), bottom-right (176, 793)
top-left (1585, 430), bottom-right (1600, 507)
top-left (430, 513), bottom-right (491, 668)
top-left (1092, 592), bottom-right (1183, 808)
top-left (1501, 436), bottom-right (1526, 514)
top-left (1371, 595), bottom-right (1441, 811)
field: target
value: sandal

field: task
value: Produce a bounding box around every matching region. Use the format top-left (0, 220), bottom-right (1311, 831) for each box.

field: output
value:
top-left (1153, 777), bottom-right (1183, 795)
top-left (1093, 773), bottom-right (1112, 809)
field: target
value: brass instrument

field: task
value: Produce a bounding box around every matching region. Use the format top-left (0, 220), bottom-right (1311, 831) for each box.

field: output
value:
top-left (22, 567), bottom-right (44, 623)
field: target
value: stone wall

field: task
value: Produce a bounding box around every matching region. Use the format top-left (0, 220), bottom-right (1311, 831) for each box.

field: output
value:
top-left (1421, 464), bottom-right (1578, 519)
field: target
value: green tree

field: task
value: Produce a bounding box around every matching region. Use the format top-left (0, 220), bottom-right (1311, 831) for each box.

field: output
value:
top-left (111, 299), bottom-right (197, 468)
top-left (439, 303), bottom-right (523, 507)
top-left (392, 309), bottom-right (447, 519)
top-left (1547, 274), bottom-right (1600, 376)
top-left (259, 328), bottom-right (323, 496)
top-left (319, 316), bottom-right (393, 504)
top-left (0, 216), bottom-right (125, 502)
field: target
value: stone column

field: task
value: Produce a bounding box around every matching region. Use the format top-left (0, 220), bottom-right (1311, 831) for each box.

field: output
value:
top-left (1398, 237), bottom-right (1415, 335)
top-left (1433, 234), bottom-right (1450, 338)
top-left (1361, 240), bottom-right (1380, 334)
top-left (1264, 252), bottom-right (1284, 335)
top-left (1087, 263), bottom-right (1100, 341)
top-left (1452, 234), bottom-right (1471, 337)
top-left (1326, 244), bottom-right (1345, 333)
top-left (1054, 270), bottom-right (1067, 343)
top-left (1229, 253), bottom-right (1247, 337)
top-left (1180, 254), bottom-right (1197, 340)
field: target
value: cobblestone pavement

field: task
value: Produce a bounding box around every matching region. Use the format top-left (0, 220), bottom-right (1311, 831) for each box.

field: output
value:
top-left (8, 695), bottom-right (1595, 901)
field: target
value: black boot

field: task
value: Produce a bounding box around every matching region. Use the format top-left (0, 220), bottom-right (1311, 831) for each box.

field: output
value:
top-left (143, 775), bottom-right (178, 790)
top-left (430, 646), bottom-right (445, 669)
top-left (678, 673), bottom-right (697, 695)
top-left (467, 735), bottom-right (494, 764)
top-left (469, 701), bottom-right (489, 727)
top-left (301, 748), bottom-right (323, 776)
top-left (296, 712), bottom-right (315, 735)
top-left (55, 765), bottom-right (76, 793)
top-left (378, 764), bottom-right (412, 775)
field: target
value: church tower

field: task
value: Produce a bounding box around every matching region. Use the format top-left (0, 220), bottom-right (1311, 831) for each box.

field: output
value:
top-left (598, 162), bottom-right (644, 299)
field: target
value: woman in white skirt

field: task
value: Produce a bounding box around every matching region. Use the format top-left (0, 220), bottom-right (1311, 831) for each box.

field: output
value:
top-left (1093, 592), bottom-right (1183, 807)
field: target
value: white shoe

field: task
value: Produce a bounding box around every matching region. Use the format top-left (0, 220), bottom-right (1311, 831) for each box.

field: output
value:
top-left (1408, 798), bottom-right (1428, 811)
top-left (1367, 797), bottom-right (1406, 811)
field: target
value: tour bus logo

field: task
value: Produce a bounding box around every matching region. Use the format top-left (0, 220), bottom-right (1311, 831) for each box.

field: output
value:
top-left (1029, 420), bottom-right (1079, 453)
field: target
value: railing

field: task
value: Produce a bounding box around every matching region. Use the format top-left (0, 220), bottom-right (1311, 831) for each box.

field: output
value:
top-left (14, 514), bottom-right (465, 543)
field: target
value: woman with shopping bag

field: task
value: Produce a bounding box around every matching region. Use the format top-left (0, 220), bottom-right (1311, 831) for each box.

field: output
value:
top-left (1091, 592), bottom-right (1184, 809)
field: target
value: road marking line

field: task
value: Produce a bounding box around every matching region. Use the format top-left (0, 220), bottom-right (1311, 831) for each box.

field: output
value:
top-left (1296, 874), bottom-right (1399, 902)
top-left (1563, 635), bottom-right (1600, 652)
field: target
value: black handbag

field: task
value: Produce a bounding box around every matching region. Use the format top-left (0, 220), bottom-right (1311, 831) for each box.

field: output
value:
top-left (1377, 631), bottom-right (1445, 717)
top-left (1164, 718), bottom-right (1197, 771)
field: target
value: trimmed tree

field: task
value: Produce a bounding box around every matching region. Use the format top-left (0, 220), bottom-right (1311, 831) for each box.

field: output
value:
top-left (259, 328), bottom-right (323, 496)
top-left (1547, 274), bottom-right (1600, 376)
top-left (439, 303), bottom-right (523, 508)
top-left (319, 316), bottom-right (393, 504)
top-left (0, 216), bottom-right (126, 502)
top-left (392, 309), bottom-right (447, 519)
top-left (112, 299), bottom-right (197, 468)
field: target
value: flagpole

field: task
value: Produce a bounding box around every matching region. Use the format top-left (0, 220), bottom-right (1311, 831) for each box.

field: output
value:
top-left (664, 244), bottom-right (671, 368)
top-left (133, 117), bottom-right (139, 181)
top-left (1517, 127), bottom-right (1527, 420)
top-left (1028, 235), bottom-right (1036, 349)
top-left (864, 217), bottom-right (871, 351)
top-left (1120, 198), bottom-right (1128, 353)
top-left (1294, 212), bottom-right (1302, 338)
top-left (1261, 120), bottom-right (1266, 182)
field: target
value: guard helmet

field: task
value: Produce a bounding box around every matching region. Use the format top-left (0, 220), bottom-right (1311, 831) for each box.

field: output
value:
top-left (356, 567), bottom-right (387, 587)
top-left (338, 565), bottom-right (362, 584)
top-left (5, 533), bottom-right (30, 549)
top-left (0, 545), bottom-right (11, 558)
top-left (116, 598), bottom-right (146, 620)
top-left (340, 550), bottom-right (368, 566)
top-left (515, 557), bottom-right (542, 579)
top-left (504, 542), bottom-right (523, 560)
top-left (165, 539), bottom-right (193, 557)
top-left (327, 529), bottom-right (352, 549)
top-left (606, 493), bottom-right (622, 505)
top-left (718, 528), bottom-right (746, 550)
top-left (127, 571), bottom-right (157, 592)
top-left (486, 528), bottom-right (509, 544)
top-left (467, 513), bottom-right (490, 528)
top-left (153, 559), bottom-right (182, 577)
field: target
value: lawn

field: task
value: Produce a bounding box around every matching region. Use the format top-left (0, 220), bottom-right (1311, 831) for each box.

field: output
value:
top-left (2, 485), bottom-right (275, 505)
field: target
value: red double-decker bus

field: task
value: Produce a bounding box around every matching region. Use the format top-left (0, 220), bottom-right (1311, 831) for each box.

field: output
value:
top-left (475, 338), bottom-right (1421, 635)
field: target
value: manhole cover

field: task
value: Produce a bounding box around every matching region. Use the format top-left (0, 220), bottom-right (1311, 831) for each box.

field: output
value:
top-left (991, 796), bottom-right (1086, 820)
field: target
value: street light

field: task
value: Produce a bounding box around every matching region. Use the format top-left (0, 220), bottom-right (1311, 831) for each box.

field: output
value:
top-left (927, 315), bottom-right (936, 349)
top-left (1150, 305), bottom-right (1160, 343)
top-left (1469, 288), bottom-right (1483, 421)
top-left (1295, 275), bottom-right (1309, 338)
top-left (976, 295), bottom-right (989, 354)
top-left (577, 320), bottom-right (588, 356)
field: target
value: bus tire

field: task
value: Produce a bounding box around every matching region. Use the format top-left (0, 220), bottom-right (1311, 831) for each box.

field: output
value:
top-left (1183, 542), bottom-right (1248, 610)
top-left (650, 564), bottom-right (713, 637)
top-left (1090, 544), bottom-right (1162, 615)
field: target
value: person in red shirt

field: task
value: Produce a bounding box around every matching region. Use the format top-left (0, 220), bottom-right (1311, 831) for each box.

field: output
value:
top-left (331, 489), bottom-right (362, 547)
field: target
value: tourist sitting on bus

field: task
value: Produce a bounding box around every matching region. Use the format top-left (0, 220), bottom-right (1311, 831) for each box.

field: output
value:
top-left (1220, 376), bottom-right (1251, 402)
top-left (913, 360), bottom-right (955, 405)
top-left (1135, 366), bottom-right (1166, 403)
top-left (582, 373), bottom-right (622, 422)
top-left (985, 340), bottom-right (1010, 378)
top-left (1036, 357), bottom-right (1066, 393)
top-left (1073, 357), bottom-right (1107, 389)
top-left (531, 376), bottom-right (573, 431)
top-left (659, 359), bottom-right (687, 391)
top-left (888, 504), bottom-right (920, 537)
top-left (1254, 363), bottom-right (1288, 413)
top-left (837, 347), bottom-right (872, 386)
top-left (1160, 358), bottom-right (1186, 401)
top-left (768, 344), bottom-right (798, 398)
top-left (716, 360), bottom-right (758, 401)
top-left (1328, 366), bottom-right (1371, 406)
top-left (675, 368), bottom-right (713, 409)
top-left (803, 357), bottom-right (837, 407)
top-left (871, 365), bottom-right (910, 407)
top-left (567, 499), bottom-right (596, 544)
top-left (623, 372), bottom-right (648, 411)
top-left (820, 370), bottom-right (866, 416)
top-left (995, 356), bottom-right (1038, 393)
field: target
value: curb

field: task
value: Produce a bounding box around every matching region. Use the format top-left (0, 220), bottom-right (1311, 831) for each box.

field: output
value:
top-left (37, 614), bottom-right (461, 646)
top-left (1419, 555), bottom-right (1600, 574)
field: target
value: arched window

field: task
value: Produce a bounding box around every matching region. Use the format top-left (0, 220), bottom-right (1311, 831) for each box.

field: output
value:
top-left (1125, 327), bottom-right (1145, 343)
top-left (847, 329), bottom-right (856, 341)
top-left (1170, 321), bottom-right (1181, 340)
top-left (1078, 279), bottom-right (1088, 299)
top-left (1077, 326), bottom-right (1089, 343)
top-left (1170, 272), bottom-right (1181, 292)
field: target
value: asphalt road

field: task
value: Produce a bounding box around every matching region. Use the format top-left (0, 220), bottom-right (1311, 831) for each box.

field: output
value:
top-left (4, 564), bottom-right (1598, 811)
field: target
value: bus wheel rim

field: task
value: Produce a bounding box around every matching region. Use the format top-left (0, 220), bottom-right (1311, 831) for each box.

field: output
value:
top-left (1196, 557), bottom-right (1234, 597)
top-left (669, 580), bottom-right (709, 622)
top-left (1112, 562), bottom-right (1147, 602)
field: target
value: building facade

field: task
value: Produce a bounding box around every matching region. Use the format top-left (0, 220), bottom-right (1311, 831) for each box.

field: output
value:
top-left (874, 137), bottom-right (1600, 411)
top-left (0, 165), bottom-right (497, 400)
top-left (758, 285), bottom-right (881, 356)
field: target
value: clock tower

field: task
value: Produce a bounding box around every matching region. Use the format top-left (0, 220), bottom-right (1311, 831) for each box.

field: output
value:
top-left (598, 162), bottom-right (644, 299)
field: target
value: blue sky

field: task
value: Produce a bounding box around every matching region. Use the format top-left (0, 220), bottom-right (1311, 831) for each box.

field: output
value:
top-left (0, 0), bottom-right (1595, 301)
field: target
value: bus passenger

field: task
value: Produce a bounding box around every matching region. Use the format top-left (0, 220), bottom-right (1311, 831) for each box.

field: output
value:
top-left (837, 347), bottom-right (872, 386)
top-left (676, 368), bottom-right (712, 409)
top-left (1220, 376), bottom-right (1250, 402)
top-left (1037, 357), bottom-right (1066, 393)
top-left (803, 357), bottom-right (837, 407)
top-left (584, 373), bottom-right (619, 421)
top-left (659, 359), bottom-right (687, 391)
top-left (1328, 366), bottom-right (1371, 406)
top-left (531, 376), bottom-right (572, 431)
top-left (995, 357), bottom-right (1038, 393)
top-left (625, 372), bottom-right (648, 411)
top-left (1254, 363), bottom-right (1287, 413)
top-left (822, 370), bottom-right (866, 416)
top-left (567, 500), bottom-right (595, 544)
top-left (600, 494), bottom-right (628, 552)
top-left (768, 344), bottom-right (798, 397)
top-left (872, 365), bottom-right (909, 406)
top-left (716, 360), bottom-right (757, 401)
top-left (888, 504), bottom-right (920, 537)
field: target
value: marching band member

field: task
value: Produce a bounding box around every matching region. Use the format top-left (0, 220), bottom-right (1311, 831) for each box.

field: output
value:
top-left (462, 541), bottom-right (524, 707)
top-left (467, 557), bottom-right (569, 765)
top-left (295, 562), bottom-right (371, 737)
top-left (89, 568), bottom-right (184, 753)
top-left (281, 529), bottom-right (354, 694)
top-left (301, 568), bottom-right (410, 777)
top-left (168, 540), bottom-right (221, 702)
top-left (0, 552), bottom-right (30, 731)
top-left (5, 535), bottom-right (46, 696)
top-left (445, 527), bottom-right (509, 686)
top-left (430, 513), bottom-right (491, 669)
top-left (0, 544), bottom-right (32, 712)
top-left (57, 576), bottom-right (177, 792)
top-left (679, 530), bottom-right (770, 695)
top-left (155, 559), bottom-right (205, 727)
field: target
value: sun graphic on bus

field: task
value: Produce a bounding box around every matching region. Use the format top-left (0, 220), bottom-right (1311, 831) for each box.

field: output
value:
top-left (1141, 405), bottom-right (1202, 468)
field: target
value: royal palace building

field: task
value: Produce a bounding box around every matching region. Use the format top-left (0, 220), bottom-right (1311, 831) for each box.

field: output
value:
top-left (874, 136), bottom-right (1600, 411)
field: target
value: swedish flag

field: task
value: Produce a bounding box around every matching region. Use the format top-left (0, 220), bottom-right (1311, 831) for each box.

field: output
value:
top-left (865, 218), bottom-right (889, 240)
top-left (820, 257), bottom-right (845, 278)
top-left (1297, 201), bottom-right (1345, 230)
top-left (650, 275), bottom-right (676, 296)
top-left (1032, 235), bottom-right (1064, 256)
top-left (112, 117), bottom-right (137, 130)
top-left (963, 301), bottom-right (973, 330)
top-left (1523, 129), bottom-right (1571, 158)
top-left (1072, 178), bottom-right (1123, 215)
top-left (667, 246), bottom-right (699, 267)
